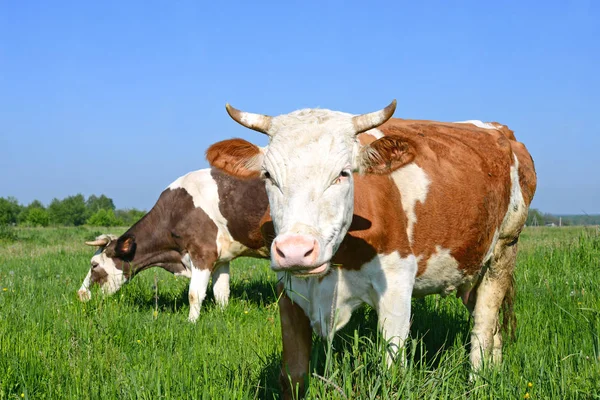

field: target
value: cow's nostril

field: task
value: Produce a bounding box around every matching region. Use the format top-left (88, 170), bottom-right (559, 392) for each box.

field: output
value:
top-left (304, 247), bottom-right (313, 258)
top-left (276, 246), bottom-right (286, 259)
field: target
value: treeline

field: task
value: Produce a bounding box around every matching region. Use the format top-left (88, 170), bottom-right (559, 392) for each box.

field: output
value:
top-left (526, 209), bottom-right (600, 226)
top-left (0, 195), bottom-right (146, 227)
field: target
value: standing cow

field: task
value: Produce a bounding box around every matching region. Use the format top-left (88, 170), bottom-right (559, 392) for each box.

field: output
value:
top-left (78, 168), bottom-right (269, 322)
top-left (206, 100), bottom-right (536, 398)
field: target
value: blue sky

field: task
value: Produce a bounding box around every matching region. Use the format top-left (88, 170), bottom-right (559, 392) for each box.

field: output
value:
top-left (1, 1), bottom-right (598, 214)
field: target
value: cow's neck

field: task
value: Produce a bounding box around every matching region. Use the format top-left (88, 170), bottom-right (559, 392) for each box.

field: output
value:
top-left (123, 200), bottom-right (184, 275)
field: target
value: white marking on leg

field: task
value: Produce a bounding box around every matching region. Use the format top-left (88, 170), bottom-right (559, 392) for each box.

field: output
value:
top-left (391, 163), bottom-right (431, 244)
top-left (188, 265), bottom-right (211, 323)
top-left (212, 262), bottom-right (230, 308)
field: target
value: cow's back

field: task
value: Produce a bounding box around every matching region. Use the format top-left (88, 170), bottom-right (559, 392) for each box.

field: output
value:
top-left (376, 119), bottom-right (533, 277)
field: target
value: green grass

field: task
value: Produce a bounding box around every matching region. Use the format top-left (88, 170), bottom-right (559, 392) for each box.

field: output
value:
top-left (1, 226), bottom-right (599, 399)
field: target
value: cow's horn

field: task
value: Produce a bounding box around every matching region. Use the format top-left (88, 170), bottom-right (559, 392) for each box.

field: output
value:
top-left (85, 237), bottom-right (110, 247)
top-left (352, 100), bottom-right (397, 134)
top-left (225, 104), bottom-right (272, 135)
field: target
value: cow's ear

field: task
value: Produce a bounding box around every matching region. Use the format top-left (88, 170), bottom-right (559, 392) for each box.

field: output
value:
top-left (115, 234), bottom-right (136, 261)
top-left (206, 138), bottom-right (264, 179)
top-left (357, 135), bottom-right (415, 174)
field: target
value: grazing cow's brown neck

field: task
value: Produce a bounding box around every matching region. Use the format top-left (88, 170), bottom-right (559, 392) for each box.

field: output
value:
top-left (106, 188), bottom-right (202, 277)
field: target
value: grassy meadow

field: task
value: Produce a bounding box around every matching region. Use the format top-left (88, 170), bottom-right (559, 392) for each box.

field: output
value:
top-left (0, 226), bottom-right (599, 399)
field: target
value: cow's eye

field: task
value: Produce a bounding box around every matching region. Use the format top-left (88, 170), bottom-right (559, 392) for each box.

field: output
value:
top-left (91, 261), bottom-right (99, 269)
top-left (262, 170), bottom-right (271, 180)
top-left (333, 170), bottom-right (350, 185)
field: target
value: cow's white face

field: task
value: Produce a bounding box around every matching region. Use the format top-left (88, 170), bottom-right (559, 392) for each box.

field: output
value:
top-left (207, 100), bottom-right (414, 277)
top-left (77, 235), bottom-right (133, 301)
top-left (262, 111), bottom-right (359, 275)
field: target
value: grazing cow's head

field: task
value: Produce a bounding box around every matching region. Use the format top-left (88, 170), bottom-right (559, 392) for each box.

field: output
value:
top-left (77, 234), bottom-right (137, 301)
top-left (207, 100), bottom-right (415, 276)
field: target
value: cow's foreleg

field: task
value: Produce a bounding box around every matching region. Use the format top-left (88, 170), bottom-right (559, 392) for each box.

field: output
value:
top-left (278, 283), bottom-right (312, 400)
top-left (188, 262), bottom-right (212, 323)
top-left (212, 262), bottom-right (230, 309)
top-left (77, 270), bottom-right (92, 301)
top-left (470, 240), bottom-right (517, 370)
top-left (375, 253), bottom-right (418, 367)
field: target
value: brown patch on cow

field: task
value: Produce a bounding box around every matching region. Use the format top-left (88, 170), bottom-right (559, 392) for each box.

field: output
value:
top-left (101, 187), bottom-right (220, 280)
top-left (90, 266), bottom-right (109, 285)
top-left (374, 118), bottom-right (519, 276)
top-left (334, 173), bottom-right (412, 269)
top-left (360, 135), bottom-right (416, 174)
top-left (493, 123), bottom-right (517, 141)
top-left (206, 138), bottom-right (262, 178)
top-left (357, 132), bottom-right (377, 146)
top-left (211, 168), bottom-right (270, 251)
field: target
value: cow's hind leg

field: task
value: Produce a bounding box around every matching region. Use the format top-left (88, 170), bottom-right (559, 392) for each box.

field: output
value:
top-left (212, 262), bottom-right (230, 309)
top-left (470, 240), bottom-right (518, 370)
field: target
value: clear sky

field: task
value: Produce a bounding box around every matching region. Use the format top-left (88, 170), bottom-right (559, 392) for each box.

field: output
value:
top-left (1, 1), bottom-right (598, 214)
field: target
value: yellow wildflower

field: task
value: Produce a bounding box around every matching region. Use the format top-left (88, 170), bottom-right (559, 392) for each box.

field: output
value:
top-left (137, 340), bottom-right (141, 344)
top-left (153, 310), bottom-right (158, 318)
top-left (528, 382), bottom-right (533, 388)
top-left (21, 394), bottom-right (25, 398)
top-left (2, 288), bottom-right (7, 292)
top-left (524, 393), bottom-right (530, 399)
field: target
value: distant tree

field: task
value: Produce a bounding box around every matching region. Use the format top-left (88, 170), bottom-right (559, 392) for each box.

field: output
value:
top-left (48, 194), bottom-right (87, 226)
top-left (115, 208), bottom-right (146, 226)
top-left (25, 208), bottom-right (50, 227)
top-left (0, 197), bottom-right (22, 225)
top-left (526, 208), bottom-right (544, 226)
top-left (86, 194), bottom-right (116, 215)
top-left (18, 199), bottom-right (46, 225)
top-left (87, 209), bottom-right (122, 227)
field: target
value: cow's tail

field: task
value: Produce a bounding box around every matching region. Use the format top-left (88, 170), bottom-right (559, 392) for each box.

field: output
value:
top-left (501, 273), bottom-right (517, 342)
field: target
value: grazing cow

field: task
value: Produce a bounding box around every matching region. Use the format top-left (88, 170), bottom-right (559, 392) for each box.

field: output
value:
top-left (206, 101), bottom-right (537, 398)
top-left (78, 168), bottom-right (269, 322)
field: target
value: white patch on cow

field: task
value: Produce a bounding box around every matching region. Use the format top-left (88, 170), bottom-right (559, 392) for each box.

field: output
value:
top-left (212, 262), bottom-right (230, 308)
top-left (283, 252), bottom-right (417, 365)
top-left (454, 120), bottom-right (501, 130)
top-left (482, 229), bottom-right (500, 265)
top-left (168, 169), bottom-right (249, 261)
top-left (188, 265), bottom-right (211, 323)
top-left (499, 154), bottom-right (527, 237)
top-left (390, 163), bottom-right (431, 244)
top-left (413, 246), bottom-right (465, 297)
top-left (89, 250), bottom-right (127, 295)
top-left (366, 127), bottom-right (384, 139)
